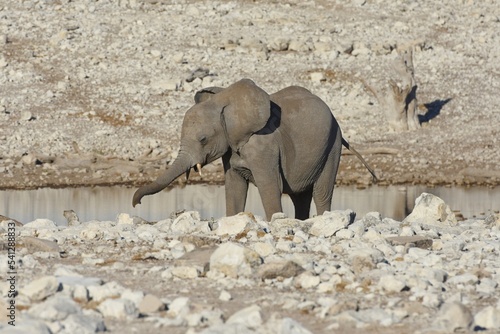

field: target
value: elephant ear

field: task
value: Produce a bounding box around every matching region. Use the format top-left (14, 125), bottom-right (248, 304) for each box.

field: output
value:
top-left (194, 86), bottom-right (224, 104)
top-left (216, 79), bottom-right (271, 152)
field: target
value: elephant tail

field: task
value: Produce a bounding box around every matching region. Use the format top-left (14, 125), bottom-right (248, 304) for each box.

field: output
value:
top-left (341, 138), bottom-right (378, 182)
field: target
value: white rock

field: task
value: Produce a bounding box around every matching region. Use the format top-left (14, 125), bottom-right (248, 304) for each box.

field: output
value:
top-left (348, 247), bottom-right (386, 274)
top-left (209, 242), bottom-right (262, 278)
top-left (151, 79), bottom-right (180, 93)
top-left (60, 311), bottom-right (106, 334)
top-left (28, 295), bottom-right (80, 321)
top-left (219, 290), bottom-right (232, 301)
top-left (252, 242), bottom-right (276, 257)
top-left (116, 213), bottom-right (134, 224)
top-left (138, 294), bottom-right (165, 313)
top-left (24, 219), bottom-right (57, 229)
top-left (310, 72), bottom-right (325, 82)
top-left (474, 306), bottom-right (500, 330)
top-left (267, 317), bottom-right (313, 334)
top-left (335, 229), bottom-right (354, 239)
top-left (171, 211), bottom-right (210, 234)
top-left (21, 111), bottom-right (33, 121)
top-left (121, 289), bottom-right (145, 307)
top-left (378, 274), bottom-right (407, 293)
top-left (226, 304), bottom-right (262, 328)
top-left (135, 224), bottom-right (159, 242)
top-left (88, 281), bottom-right (125, 302)
top-left (57, 276), bottom-right (103, 288)
top-left (167, 297), bottom-right (190, 318)
top-left (308, 210), bottom-right (355, 237)
top-left (0, 319), bottom-right (51, 334)
top-left (476, 278), bottom-right (498, 294)
top-left (21, 276), bottom-right (60, 301)
top-left (171, 266), bottom-right (200, 279)
top-left (294, 272), bottom-right (320, 289)
top-left (215, 213), bottom-right (255, 236)
top-left (433, 302), bottom-right (473, 332)
top-left (97, 298), bottom-right (138, 319)
top-left (447, 273), bottom-right (478, 286)
top-left (404, 193), bottom-right (457, 227)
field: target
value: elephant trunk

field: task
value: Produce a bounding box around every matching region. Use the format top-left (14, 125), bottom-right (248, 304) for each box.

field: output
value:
top-left (132, 153), bottom-right (192, 207)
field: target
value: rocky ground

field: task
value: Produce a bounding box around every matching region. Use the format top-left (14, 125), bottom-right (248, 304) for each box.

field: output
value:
top-left (1, 0), bottom-right (500, 333)
top-left (1, 193), bottom-right (500, 333)
top-left (0, 0), bottom-right (499, 190)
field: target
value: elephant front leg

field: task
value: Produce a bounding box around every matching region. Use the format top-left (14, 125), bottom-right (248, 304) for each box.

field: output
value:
top-left (224, 168), bottom-right (249, 216)
top-left (254, 178), bottom-right (283, 221)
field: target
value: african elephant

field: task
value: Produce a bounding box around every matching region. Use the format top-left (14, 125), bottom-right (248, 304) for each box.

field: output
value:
top-left (133, 79), bottom-right (376, 220)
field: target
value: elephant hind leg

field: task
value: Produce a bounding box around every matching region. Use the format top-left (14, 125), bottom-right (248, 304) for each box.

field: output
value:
top-left (313, 130), bottom-right (342, 216)
top-left (289, 189), bottom-right (313, 220)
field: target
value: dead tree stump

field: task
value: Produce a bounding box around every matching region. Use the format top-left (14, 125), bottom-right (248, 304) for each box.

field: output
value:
top-left (365, 46), bottom-right (421, 131)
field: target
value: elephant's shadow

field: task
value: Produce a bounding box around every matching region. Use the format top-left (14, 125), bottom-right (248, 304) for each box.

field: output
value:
top-left (256, 101), bottom-right (282, 135)
top-left (418, 98), bottom-right (452, 123)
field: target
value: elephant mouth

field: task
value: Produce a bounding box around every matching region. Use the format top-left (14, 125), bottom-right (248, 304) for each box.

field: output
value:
top-left (185, 163), bottom-right (203, 181)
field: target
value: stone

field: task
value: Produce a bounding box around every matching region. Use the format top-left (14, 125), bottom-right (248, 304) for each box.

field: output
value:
top-left (447, 273), bottom-right (478, 285)
top-left (269, 217), bottom-right (305, 237)
top-left (97, 298), bottom-right (139, 319)
top-left (21, 236), bottom-right (61, 254)
top-left (476, 278), bottom-right (498, 294)
top-left (219, 290), bottom-right (232, 301)
top-left (258, 261), bottom-right (304, 280)
top-left (63, 210), bottom-right (80, 226)
top-left (167, 297), bottom-right (190, 318)
top-left (226, 304), bottom-right (262, 328)
top-left (151, 79), bottom-right (180, 93)
top-left (138, 294), bottom-right (165, 313)
top-left (215, 212), bottom-right (255, 236)
top-left (276, 317), bottom-right (313, 334)
top-left (24, 219), bottom-right (58, 229)
top-left (474, 306), bottom-right (500, 330)
top-left (252, 242), bottom-right (276, 257)
top-left (348, 247), bottom-right (386, 275)
top-left (294, 272), bottom-right (321, 289)
top-left (116, 213), bottom-right (134, 225)
top-left (88, 281), bottom-right (125, 302)
top-left (57, 275), bottom-right (103, 287)
top-left (310, 72), bottom-right (325, 82)
top-left (60, 311), bottom-right (106, 334)
top-left (121, 289), bottom-right (145, 307)
top-left (135, 224), bottom-right (159, 242)
top-left (378, 274), bottom-right (407, 293)
top-left (308, 210), bottom-right (355, 237)
top-left (171, 211), bottom-right (210, 234)
top-left (386, 235), bottom-right (433, 249)
top-left (21, 276), bottom-right (60, 301)
top-left (28, 295), bottom-right (80, 321)
top-left (268, 37), bottom-right (290, 51)
top-left (0, 319), bottom-right (51, 334)
top-left (403, 193), bottom-right (457, 227)
top-left (433, 302), bottom-right (473, 332)
top-left (209, 242), bottom-right (262, 278)
top-left (171, 265), bottom-right (200, 279)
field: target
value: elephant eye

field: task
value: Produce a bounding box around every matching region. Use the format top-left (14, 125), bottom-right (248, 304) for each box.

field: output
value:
top-left (199, 136), bottom-right (208, 145)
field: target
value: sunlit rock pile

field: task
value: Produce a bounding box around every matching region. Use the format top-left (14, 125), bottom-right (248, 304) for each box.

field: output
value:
top-left (1, 193), bottom-right (499, 333)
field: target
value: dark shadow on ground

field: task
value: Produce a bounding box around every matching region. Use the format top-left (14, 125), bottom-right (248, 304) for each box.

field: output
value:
top-left (419, 98), bottom-right (452, 123)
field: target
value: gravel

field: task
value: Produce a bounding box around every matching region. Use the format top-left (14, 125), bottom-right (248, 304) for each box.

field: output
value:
top-left (1, 193), bottom-right (500, 333)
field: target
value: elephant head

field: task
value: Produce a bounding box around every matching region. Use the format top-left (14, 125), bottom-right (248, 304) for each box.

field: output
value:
top-left (132, 79), bottom-right (271, 207)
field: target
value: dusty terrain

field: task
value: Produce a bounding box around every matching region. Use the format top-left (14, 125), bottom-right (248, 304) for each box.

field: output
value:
top-left (0, 0), bottom-right (499, 190)
top-left (1, 0), bottom-right (500, 334)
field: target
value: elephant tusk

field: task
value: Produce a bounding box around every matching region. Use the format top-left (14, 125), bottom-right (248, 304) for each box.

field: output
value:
top-left (196, 163), bottom-right (203, 178)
